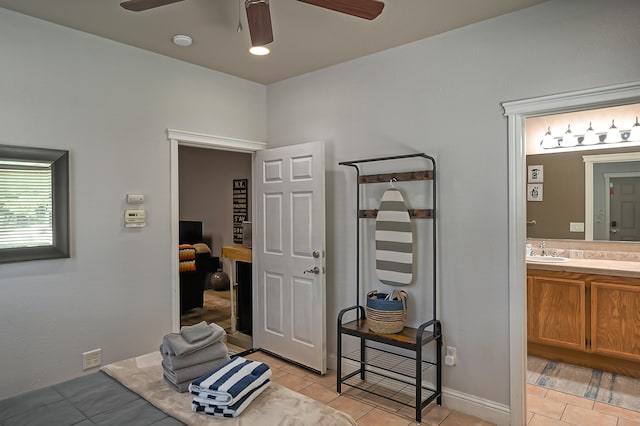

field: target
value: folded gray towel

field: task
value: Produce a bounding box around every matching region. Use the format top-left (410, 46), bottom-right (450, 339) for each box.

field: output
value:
top-left (161, 323), bottom-right (225, 358)
top-left (180, 321), bottom-right (213, 344)
top-left (162, 354), bottom-right (230, 384)
top-left (163, 373), bottom-right (191, 393)
top-left (160, 341), bottom-right (229, 370)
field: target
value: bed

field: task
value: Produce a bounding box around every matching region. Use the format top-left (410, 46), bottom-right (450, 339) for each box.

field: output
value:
top-left (0, 352), bottom-right (356, 426)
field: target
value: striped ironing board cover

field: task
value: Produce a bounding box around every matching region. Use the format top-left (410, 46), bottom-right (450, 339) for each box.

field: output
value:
top-left (375, 188), bottom-right (413, 286)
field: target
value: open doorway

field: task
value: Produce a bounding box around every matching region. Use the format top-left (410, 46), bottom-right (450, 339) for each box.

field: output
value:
top-left (172, 135), bottom-right (263, 351)
top-left (503, 82), bottom-right (640, 424)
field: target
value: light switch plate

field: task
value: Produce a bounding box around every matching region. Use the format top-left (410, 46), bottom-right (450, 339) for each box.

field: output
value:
top-left (127, 194), bottom-right (144, 204)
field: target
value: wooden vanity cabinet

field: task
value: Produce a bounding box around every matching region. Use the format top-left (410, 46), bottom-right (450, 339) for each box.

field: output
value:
top-left (591, 281), bottom-right (640, 362)
top-left (527, 275), bottom-right (585, 351)
top-left (527, 269), bottom-right (640, 378)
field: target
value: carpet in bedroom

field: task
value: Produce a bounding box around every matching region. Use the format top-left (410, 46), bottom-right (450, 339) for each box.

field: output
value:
top-left (527, 355), bottom-right (640, 413)
top-left (180, 289), bottom-right (231, 330)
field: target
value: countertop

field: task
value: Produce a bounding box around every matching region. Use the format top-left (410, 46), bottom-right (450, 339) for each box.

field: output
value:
top-left (221, 245), bottom-right (252, 263)
top-left (527, 258), bottom-right (640, 279)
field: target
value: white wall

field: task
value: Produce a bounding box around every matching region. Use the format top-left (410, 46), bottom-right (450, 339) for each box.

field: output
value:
top-left (0, 8), bottom-right (266, 399)
top-left (266, 0), bottom-right (640, 415)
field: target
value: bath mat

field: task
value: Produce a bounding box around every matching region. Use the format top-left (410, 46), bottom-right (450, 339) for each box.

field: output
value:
top-left (527, 355), bottom-right (640, 412)
top-left (375, 188), bottom-right (413, 286)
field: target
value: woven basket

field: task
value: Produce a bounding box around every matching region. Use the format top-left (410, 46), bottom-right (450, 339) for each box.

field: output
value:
top-left (366, 290), bottom-right (407, 334)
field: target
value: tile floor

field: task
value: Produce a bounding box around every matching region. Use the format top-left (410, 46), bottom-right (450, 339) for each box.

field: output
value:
top-left (526, 383), bottom-right (640, 425)
top-left (242, 349), bottom-right (640, 425)
top-left (243, 350), bottom-right (495, 426)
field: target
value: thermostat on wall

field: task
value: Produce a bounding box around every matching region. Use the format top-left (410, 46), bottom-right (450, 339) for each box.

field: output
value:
top-left (125, 209), bottom-right (146, 227)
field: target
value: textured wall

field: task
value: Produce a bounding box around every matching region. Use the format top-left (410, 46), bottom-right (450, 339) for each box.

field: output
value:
top-left (266, 0), bottom-right (640, 411)
top-left (0, 8), bottom-right (265, 399)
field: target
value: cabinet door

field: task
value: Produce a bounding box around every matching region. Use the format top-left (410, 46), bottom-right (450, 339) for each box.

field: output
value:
top-left (591, 282), bottom-right (640, 362)
top-left (528, 276), bottom-right (586, 350)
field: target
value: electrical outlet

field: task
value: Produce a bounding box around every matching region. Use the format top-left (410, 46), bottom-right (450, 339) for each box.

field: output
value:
top-left (444, 346), bottom-right (456, 366)
top-left (569, 222), bottom-right (585, 232)
top-left (82, 348), bottom-right (101, 370)
top-left (569, 249), bottom-right (583, 259)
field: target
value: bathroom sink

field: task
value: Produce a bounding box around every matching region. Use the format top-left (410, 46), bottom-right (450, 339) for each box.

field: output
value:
top-left (526, 255), bottom-right (570, 263)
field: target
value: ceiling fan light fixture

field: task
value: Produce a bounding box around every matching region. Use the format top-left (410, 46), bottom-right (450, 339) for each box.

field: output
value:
top-left (297, 0), bottom-right (385, 20)
top-left (245, 0), bottom-right (274, 47)
top-left (120, 0), bottom-right (184, 12)
top-left (249, 46), bottom-right (270, 55)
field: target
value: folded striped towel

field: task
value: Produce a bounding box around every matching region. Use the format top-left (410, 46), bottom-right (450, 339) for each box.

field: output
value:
top-left (188, 357), bottom-right (271, 406)
top-left (191, 379), bottom-right (270, 418)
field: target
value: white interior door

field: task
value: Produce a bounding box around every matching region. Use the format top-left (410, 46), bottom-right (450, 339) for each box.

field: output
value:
top-left (610, 176), bottom-right (640, 241)
top-left (253, 141), bottom-right (326, 373)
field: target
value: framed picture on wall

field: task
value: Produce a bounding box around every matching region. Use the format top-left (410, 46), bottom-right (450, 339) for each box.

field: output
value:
top-left (528, 165), bottom-right (543, 183)
top-left (233, 178), bottom-right (248, 244)
top-left (527, 184), bottom-right (543, 201)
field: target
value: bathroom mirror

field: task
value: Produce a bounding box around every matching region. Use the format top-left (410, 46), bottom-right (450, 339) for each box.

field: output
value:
top-left (525, 104), bottom-right (640, 242)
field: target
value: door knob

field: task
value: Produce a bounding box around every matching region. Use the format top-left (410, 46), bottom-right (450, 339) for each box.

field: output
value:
top-left (312, 250), bottom-right (320, 258)
top-left (304, 266), bottom-right (320, 275)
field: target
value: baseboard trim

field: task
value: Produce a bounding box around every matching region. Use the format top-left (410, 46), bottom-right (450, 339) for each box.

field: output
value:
top-left (442, 387), bottom-right (510, 426)
top-left (327, 353), bottom-right (511, 425)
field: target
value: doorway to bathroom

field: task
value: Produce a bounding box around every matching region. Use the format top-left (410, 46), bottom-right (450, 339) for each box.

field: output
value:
top-left (503, 81), bottom-right (640, 423)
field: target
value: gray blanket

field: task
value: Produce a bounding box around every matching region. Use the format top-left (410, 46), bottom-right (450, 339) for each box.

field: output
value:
top-left (0, 370), bottom-right (184, 426)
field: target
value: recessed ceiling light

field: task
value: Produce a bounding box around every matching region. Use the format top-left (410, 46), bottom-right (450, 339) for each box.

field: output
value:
top-left (172, 34), bottom-right (193, 47)
top-left (249, 46), bottom-right (270, 56)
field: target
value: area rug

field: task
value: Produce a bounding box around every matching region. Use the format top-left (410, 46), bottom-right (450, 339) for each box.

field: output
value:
top-left (527, 355), bottom-right (640, 412)
top-left (181, 290), bottom-right (231, 328)
top-left (203, 289), bottom-right (230, 310)
top-left (102, 352), bottom-right (357, 425)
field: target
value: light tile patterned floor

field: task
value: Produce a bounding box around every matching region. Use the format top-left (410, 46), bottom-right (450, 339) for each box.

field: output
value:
top-left (526, 383), bottom-right (640, 425)
top-left (243, 350), bottom-right (495, 425)
top-left (241, 348), bottom-right (640, 425)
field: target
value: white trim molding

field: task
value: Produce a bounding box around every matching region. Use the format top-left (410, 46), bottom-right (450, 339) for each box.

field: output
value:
top-left (167, 129), bottom-right (267, 153)
top-left (166, 129), bottom-right (266, 331)
top-left (502, 80), bottom-right (640, 426)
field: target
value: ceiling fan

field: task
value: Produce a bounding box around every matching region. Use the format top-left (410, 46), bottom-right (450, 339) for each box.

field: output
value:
top-left (120, 0), bottom-right (385, 50)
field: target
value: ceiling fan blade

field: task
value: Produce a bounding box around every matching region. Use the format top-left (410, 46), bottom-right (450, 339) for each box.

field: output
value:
top-left (245, 0), bottom-right (274, 46)
top-left (298, 0), bottom-right (384, 20)
top-left (120, 0), bottom-right (184, 12)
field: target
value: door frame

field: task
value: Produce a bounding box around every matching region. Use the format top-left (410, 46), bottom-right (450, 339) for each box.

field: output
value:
top-left (502, 81), bottom-right (640, 425)
top-left (166, 129), bottom-right (266, 331)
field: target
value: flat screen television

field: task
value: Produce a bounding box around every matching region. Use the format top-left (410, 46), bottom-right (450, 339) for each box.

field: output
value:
top-left (179, 221), bottom-right (203, 244)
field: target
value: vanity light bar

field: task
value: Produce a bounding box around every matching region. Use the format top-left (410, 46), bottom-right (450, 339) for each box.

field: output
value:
top-left (541, 117), bottom-right (640, 149)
